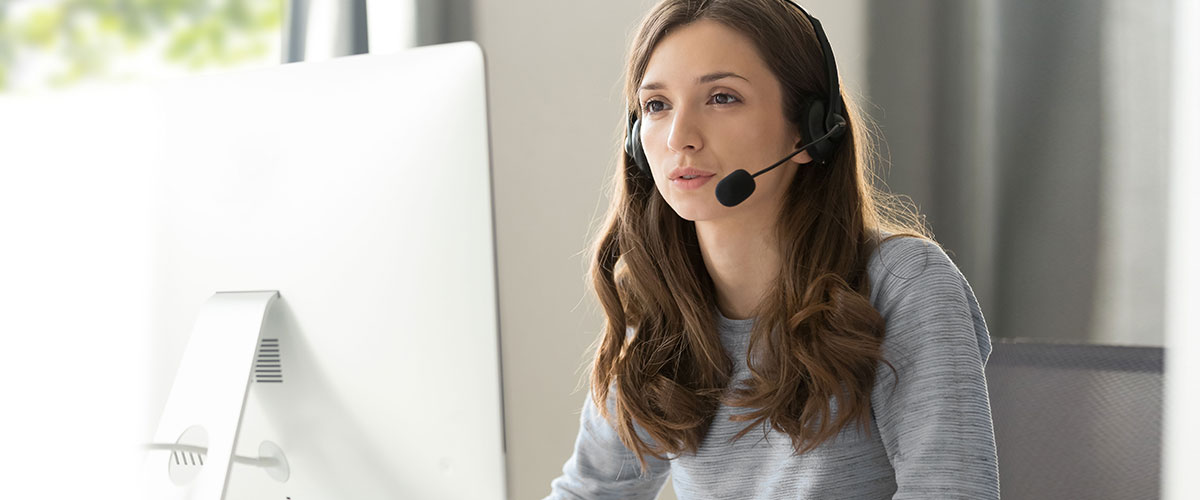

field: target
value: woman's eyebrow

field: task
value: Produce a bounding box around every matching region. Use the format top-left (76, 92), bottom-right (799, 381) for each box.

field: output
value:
top-left (639, 71), bottom-right (750, 92)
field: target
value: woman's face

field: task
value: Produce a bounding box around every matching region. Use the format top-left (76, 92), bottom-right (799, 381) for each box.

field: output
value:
top-left (637, 19), bottom-right (809, 222)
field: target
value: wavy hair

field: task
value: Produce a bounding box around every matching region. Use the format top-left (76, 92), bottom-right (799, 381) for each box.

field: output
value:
top-left (587, 0), bottom-right (934, 472)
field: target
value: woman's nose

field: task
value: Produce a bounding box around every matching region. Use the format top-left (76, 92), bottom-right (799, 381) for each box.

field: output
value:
top-left (666, 108), bottom-right (703, 153)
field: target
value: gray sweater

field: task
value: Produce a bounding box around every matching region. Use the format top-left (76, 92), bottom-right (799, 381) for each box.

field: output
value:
top-left (546, 236), bottom-right (1000, 499)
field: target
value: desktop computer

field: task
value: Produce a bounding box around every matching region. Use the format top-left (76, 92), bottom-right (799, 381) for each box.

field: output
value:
top-left (137, 41), bottom-right (507, 499)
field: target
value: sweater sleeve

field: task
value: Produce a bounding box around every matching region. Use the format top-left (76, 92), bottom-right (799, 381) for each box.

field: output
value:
top-left (544, 387), bottom-right (672, 500)
top-left (868, 237), bottom-right (1001, 499)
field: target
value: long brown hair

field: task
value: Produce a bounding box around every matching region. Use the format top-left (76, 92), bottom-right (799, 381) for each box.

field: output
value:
top-left (588, 0), bottom-right (933, 472)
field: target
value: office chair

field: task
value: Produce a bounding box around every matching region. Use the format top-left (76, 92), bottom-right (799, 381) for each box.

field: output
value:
top-left (985, 338), bottom-right (1162, 500)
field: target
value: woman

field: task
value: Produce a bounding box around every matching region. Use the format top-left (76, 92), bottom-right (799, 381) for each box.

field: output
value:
top-left (547, 0), bottom-right (999, 498)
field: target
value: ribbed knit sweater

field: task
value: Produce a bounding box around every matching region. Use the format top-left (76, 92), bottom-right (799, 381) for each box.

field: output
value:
top-left (546, 236), bottom-right (1000, 499)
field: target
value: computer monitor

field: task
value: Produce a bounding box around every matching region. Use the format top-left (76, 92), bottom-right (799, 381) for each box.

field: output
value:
top-left (137, 42), bottom-right (507, 499)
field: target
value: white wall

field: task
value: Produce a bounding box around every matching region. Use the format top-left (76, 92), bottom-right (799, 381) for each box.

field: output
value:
top-left (1162, 0), bottom-right (1199, 497)
top-left (472, 1), bottom-right (867, 498)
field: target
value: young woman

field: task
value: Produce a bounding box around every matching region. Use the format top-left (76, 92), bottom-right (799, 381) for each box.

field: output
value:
top-left (547, 0), bottom-right (1000, 498)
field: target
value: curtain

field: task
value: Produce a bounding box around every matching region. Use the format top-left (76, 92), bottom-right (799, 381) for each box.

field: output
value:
top-left (865, 0), bottom-right (1170, 346)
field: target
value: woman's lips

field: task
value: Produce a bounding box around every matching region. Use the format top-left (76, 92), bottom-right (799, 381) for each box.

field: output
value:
top-left (671, 174), bottom-right (715, 190)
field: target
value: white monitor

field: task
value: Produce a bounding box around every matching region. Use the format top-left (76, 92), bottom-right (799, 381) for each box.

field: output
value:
top-left (135, 42), bottom-right (506, 499)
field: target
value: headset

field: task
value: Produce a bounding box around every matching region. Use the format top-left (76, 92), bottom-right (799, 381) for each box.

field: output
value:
top-left (623, 0), bottom-right (847, 199)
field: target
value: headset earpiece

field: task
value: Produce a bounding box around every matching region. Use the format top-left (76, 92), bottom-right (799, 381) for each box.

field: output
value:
top-left (802, 98), bottom-right (834, 164)
top-left (625, 112), bottom-right (650, 177)
top-left (827, 112), bottom-right (847, 137)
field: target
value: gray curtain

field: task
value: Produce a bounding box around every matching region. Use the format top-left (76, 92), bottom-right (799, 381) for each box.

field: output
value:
top-left (283, 0), bottom-right (369, 62)
top-left (282, 0), bottom-right (472, 62)
top-left (414, 0), bottom-right (474, 47)
top-left (866, 0), bottom-right (1170, 346)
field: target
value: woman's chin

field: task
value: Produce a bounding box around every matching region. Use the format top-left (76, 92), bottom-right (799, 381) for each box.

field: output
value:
top-left (667, 199), bottom-right (722, 222)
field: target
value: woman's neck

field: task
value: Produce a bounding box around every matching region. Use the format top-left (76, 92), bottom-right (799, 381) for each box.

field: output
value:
top-left (695, 215), bottom-right (781, 321)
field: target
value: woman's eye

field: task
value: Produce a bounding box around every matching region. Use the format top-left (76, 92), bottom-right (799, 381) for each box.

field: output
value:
top-left (641, 93), bottom-right (737, 114)
top-left (711, 93), bottom-right (739, 105)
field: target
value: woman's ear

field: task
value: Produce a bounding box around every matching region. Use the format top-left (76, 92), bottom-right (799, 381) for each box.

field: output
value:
top-left (790, 134), bottom-right (814, 165)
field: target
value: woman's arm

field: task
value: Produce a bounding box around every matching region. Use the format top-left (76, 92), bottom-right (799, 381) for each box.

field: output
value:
top-left (868, 237), bottom-right (1001, 499)
top-left (545, 388), bottom-right (672, 500)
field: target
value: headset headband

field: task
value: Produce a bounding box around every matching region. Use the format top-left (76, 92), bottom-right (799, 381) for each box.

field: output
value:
top-left (781, 0), bottom-right (844, 127)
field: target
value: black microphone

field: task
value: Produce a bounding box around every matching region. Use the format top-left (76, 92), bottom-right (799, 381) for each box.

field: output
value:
top-left (714, 124), bottom-right (845, 207)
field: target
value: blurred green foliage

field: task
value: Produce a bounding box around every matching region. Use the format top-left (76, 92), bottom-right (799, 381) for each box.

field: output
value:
top-left (0, 0), bottom-right (282, 92)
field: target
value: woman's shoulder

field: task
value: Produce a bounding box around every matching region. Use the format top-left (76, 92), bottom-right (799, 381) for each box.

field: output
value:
top-left (866, 231), bottom-right (953, 281)
top-left (864, 231), bottom-right (970, 309)
top-left (863, 232), bottom-right (993, 366)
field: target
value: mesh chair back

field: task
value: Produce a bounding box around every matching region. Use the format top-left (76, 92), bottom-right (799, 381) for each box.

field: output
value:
top-left (985, 339), bottom-right (1162, 500)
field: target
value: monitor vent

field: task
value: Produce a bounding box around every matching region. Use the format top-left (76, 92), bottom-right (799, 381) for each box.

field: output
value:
top-left (172, 449), bottom-right (205, 466)
top-left (255, 338), bottom-right (282, 383)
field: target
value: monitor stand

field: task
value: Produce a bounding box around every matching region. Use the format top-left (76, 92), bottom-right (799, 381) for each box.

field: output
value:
top-left (143, 291), bottom-right (287, 499)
